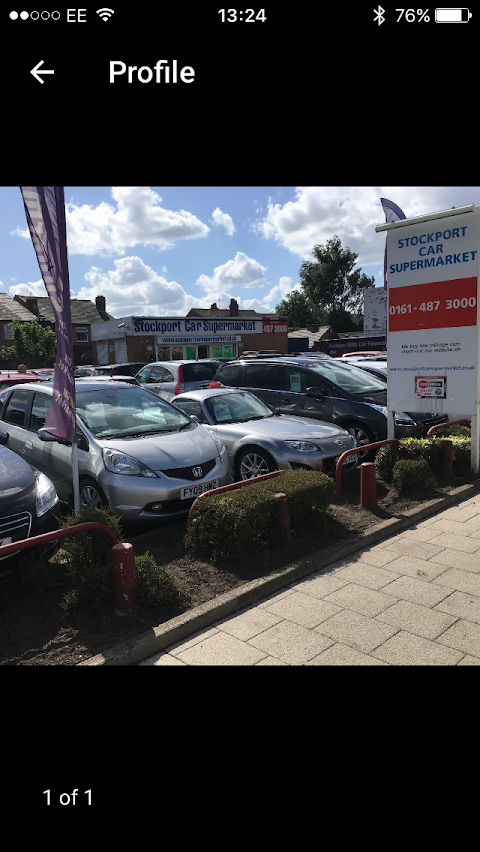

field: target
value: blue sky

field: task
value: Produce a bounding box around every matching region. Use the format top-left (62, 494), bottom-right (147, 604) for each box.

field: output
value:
top-left (2, 185), bottom-right (480, 320)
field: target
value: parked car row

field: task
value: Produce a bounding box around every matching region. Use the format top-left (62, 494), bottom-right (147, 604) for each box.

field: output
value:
top-left (210, 356), bottom-right (449, 460)
top-left (0, 369), bottom-right (361, 548)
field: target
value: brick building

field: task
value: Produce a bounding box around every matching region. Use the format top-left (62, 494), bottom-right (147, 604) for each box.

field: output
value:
top-left (90, 298), bottom-right (289, 364)
top-left (13, 294), bottom-right (114, 364)
top-left (0, 293), bottom-right (39, 352)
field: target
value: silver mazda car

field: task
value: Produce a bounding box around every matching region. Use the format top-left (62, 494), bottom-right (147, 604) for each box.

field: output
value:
top-left (0, 381), bottom-right (230, 524)
top-left (172, 387), bottom-right (357, 479)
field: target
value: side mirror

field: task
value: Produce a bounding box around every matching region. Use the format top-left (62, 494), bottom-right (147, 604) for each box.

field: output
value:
top-left (0, 429), bottom-right (9, 446)
top-left (306, 386), bottom-right (325, 401)
top-left (37, 428), bottom-right (72, 446)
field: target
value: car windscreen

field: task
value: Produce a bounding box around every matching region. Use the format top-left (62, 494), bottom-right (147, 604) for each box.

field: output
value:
top-left (205, 392), bottom-right (273, 424)
top-left (113, 364), bottom-right (146, 376)
top-left (305, 360), bottom-right (388, 394)
top-left (182, 363), bottom-right (219, 382)
top-left (76, 386), bottom-right (192, 438)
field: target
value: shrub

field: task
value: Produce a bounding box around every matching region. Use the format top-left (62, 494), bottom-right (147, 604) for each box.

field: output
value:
top-left (440, 424), bottom-right (471, 437)
top-left (185, 470), bottom-right (335, 559)
top-left (392, 458), bottom-right (436, 493)
top-left (400, 437), bottom-right (444, 472)
top-left (375, 438), bottom-right (444, 481)
top-left (58, 507), bottom-right (124, 612)
top-left (135, 552), bottom-right (180, 607)
top-left (450, 435), bottom-right (471, 466)
top-left (19, 552), bottom-right (68, 592)
top-left (375, 443), bottom-right (400, 481)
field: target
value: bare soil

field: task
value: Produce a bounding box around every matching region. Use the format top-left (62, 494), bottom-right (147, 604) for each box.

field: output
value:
top-left (0, 467), bottom-right (476, 665)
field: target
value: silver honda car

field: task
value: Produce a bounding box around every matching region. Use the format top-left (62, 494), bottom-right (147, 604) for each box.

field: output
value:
top-left (172, 387), bottom-right (358, 479)
top-left (0, 381), bottom-right (230, 524)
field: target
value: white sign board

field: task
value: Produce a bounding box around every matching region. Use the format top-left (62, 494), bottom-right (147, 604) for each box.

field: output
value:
top-left (364, 288), bottom-right (387, 334)
top-left (386, 207), bottom-right (480, 417)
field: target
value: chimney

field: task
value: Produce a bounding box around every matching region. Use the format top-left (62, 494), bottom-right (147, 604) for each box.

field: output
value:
top-left (210, 303), bottom-right (218, 310)
top-left (15, 295), bottom-right (39, 316)
top-left (96, 295), bottom-right (106, 313)
top-left (229, 298), bottom-right (239, 317)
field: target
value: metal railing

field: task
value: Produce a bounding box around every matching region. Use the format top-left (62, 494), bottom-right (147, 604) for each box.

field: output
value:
top-left (0, 522), bottom-right (137, 614)
top-left (335, 439), bottom-right (401, 495)
top-left (187, 470), bottom-right (285, 524)
top-left (427, 419), bottom-right (471, 437)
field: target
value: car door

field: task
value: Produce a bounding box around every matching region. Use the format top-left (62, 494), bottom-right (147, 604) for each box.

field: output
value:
top-left (276, 365), bottom-right (339, 425)
top-left (242, 364), bottom-right (284, 410)
top-left (1, 388), bottom-right (34, 458)
top-left (27, 390), bottom-right (91, 503)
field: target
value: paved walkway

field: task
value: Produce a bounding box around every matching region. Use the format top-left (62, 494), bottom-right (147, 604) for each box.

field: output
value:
top-left (140, 495), bottom-right (480, 665)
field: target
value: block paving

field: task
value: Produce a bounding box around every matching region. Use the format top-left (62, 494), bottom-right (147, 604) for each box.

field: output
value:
top-left (140, 494), bottom-right (480, 666)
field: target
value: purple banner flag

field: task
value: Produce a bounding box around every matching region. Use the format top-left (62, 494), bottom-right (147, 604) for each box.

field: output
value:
top-left (380, 197), bottom-right (406, 290)
top-left (20, 187), bottom-right (75, 444)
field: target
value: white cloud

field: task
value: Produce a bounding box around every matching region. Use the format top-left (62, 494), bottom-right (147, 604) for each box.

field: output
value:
top-left (196, 251), bottom-right (268, 297)
top-left (210, 207), bottom-right (235, 235)
top-left (9, 257), bottom-right (210, 317)
top-left (10, 227), bottom-right (29, 239)
top-left (63, 186), bottom-right (210, 255)
top-left (76, 256), bottom-right (211, 316)
top-left (8, 263), bottom-right (296, 317)
top-left (253, 186), bottom-right (480, 267)
top-left (10, 280), bottom-right (46, 297)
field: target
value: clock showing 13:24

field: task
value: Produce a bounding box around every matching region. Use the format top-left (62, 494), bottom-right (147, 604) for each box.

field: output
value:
top-left (218, 9), bottom-right (267, 21)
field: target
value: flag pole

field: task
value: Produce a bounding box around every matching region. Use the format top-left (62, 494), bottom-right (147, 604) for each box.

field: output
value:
top-left (72, 436), bottom-right (80, 515)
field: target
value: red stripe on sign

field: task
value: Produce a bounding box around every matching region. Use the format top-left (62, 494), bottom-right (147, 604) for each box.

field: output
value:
top-left (388, 277), bottom-right (478, 332)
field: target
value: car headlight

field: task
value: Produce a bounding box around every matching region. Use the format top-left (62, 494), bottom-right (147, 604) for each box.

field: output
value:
top-left (102, 448), bottom-right (158, 477)
top-left (35, 471), bottom-right (59, 517)
top-left (284, 440), bottom-right (321, 452)
top-left (365, 403), bottom-right (388, 416)
top-left (211, 432), bottom-right (228, 462)
top-left (394, 412), bottom-right (417, 426)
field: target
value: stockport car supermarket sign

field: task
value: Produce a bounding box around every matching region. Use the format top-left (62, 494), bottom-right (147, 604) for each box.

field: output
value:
top-left (376, 203), bottom-right (480, 473)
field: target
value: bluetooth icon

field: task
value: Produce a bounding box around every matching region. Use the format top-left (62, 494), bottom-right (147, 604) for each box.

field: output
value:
top-left (373, 5), bottom-right (385, 24)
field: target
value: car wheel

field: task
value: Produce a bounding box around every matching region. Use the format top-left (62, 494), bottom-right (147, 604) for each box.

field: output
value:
top-left (236, 447), bottom-right (277, 480)
top-left (79, 477), bottom-right (109, 512)
top-left (344, 422), bottom-right (375, 462)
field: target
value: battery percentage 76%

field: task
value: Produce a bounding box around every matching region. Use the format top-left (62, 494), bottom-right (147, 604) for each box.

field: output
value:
top-left (396, 8), bottom-right (430, 20)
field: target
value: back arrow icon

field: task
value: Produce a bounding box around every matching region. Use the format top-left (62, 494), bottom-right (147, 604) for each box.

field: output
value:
top-left (30, 60), bottom-right (54, 84)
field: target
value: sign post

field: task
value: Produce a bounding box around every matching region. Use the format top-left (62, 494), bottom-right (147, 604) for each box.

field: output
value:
top-left (376, 204), bottom-right (480, 475)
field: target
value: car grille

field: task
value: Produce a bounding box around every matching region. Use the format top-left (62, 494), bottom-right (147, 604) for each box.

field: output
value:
top-left (0, 512), bottom-right (32, 561)
top-left (420, 414), bottom-right (449, 427)
top-left (161, 458), bottom-right (216, 481)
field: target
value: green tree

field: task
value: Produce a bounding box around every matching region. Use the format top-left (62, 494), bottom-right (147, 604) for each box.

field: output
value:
top-left (299, 236), bottom-right (375, 317)
top-left (274, 290), bottom-right (326, 330)
top-left (0, 318), bottom-right (56, 366)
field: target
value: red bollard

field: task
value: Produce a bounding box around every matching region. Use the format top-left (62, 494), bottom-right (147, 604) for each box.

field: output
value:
top-left (112, 542), bottom-right (137, 615)
top-left (439, 439), bottom-right (453, 476)
top-left (360, 463), bottom-right (378, 509)
top-left (274, 492), bottom-right (291, 542)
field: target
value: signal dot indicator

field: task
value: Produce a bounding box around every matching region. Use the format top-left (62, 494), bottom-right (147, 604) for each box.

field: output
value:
top-left (20, 10), bottom-right (29, 18)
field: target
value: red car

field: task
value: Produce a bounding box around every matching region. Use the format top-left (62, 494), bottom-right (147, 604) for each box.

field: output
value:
top-left (0, 373), bottom-right (42, 391)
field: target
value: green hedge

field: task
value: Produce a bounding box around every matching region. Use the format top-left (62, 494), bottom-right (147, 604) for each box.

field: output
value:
top-left (450, 435), bottom-right (471, 465)
top-left (184, 470), bottom-right (335, 559)
top-left (392, 458), bottom-right (437, 492)
top-left (375, 435), bottom-right (471, 482)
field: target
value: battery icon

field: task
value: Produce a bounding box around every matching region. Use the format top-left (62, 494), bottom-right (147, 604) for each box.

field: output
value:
top-left (435, 8), bottom-right (472, 21)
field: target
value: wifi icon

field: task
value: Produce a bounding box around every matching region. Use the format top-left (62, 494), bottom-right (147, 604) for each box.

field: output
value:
top-left (96, 7), bottom-right (115, 21)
